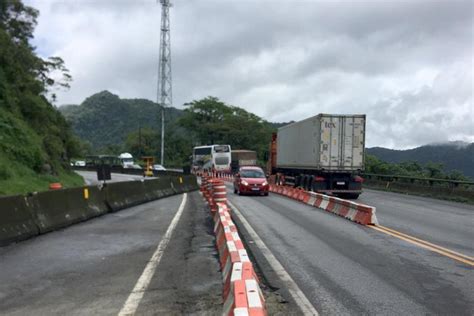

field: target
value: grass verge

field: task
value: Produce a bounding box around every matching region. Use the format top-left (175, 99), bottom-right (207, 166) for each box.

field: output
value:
top-left (0, 157), bottom-right (84, 196)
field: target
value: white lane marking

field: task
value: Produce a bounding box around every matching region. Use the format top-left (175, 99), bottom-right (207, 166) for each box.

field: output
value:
top-left (228, 200), bottom-right (319, 316)
top-left (118, 193), bottom-right (188, 316)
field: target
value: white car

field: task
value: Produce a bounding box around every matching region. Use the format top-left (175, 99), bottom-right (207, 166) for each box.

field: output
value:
top-left (153, 164), bottom-right (166, 171)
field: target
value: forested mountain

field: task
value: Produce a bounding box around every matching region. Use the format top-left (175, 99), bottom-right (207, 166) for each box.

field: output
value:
top-left (60, 91), bottom-right (184, 150)
top-left (0, 1), bottom-right (83, 195)
top-left (367, 142), bottom-right (474, 179)
top-left (61, 94), bottom-right (277, 166)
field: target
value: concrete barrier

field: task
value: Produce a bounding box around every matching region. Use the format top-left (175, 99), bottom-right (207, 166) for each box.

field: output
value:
top-left (28, 187), bottom-right (102, 233)
top-left (103, 180), bottom-right (149, 212)
top-left (1, 175), bottom-right (198, 246)
top-left (0, 195), bottom-right (39, 246)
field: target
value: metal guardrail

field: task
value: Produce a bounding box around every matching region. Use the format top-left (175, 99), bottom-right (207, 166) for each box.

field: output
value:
top-left (362, 173), bottom-right (474, 188)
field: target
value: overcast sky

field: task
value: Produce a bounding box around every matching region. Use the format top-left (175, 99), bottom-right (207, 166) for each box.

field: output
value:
top-left (28, 0), bottom-right (472, 149)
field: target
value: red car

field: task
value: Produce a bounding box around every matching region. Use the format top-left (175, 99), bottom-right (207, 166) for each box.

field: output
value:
top-left (233, 166), bottom-right (269, 196)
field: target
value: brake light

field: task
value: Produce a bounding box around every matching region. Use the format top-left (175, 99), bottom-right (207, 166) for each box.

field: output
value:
top-left (354, 176), bottom-right (364, 183)
top-left (315, 176), bottom-right (325, 182)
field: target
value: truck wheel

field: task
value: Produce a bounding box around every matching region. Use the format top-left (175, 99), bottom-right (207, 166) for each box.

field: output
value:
top-left (307, 176), bottom-right (314, 191)
top-left (295, 176), bottom-right (302, 188)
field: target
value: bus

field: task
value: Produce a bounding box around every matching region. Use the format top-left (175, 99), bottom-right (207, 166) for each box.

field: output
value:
top-left (192, 144), bottom-right (232, 173)
top-left (85, 155), bottom-right (122, 168)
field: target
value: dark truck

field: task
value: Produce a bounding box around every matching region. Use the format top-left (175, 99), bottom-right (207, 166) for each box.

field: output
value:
top-left (231, 150), bottom-right (258, 173)
top-left (267, 114), bottom-right (366, 199)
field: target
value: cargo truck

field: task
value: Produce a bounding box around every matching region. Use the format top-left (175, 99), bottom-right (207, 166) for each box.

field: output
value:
top-left (267, 114), bottom-right (366, 199)
top-left (231, 150), bottom-right (258, 173)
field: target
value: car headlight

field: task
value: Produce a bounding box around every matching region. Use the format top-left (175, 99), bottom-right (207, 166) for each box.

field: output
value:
top-left (262, 181), bottom-right (268, 186)
top-left (241, 180), bottom-right (249, 186)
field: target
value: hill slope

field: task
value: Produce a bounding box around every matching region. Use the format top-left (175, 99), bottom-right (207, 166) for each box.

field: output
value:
top-left (0, 1), bottom-right (83, 195)
top-left (60, 91), bottom-right (184, 150)
top-left (367, 142), bottom-right (474, 179)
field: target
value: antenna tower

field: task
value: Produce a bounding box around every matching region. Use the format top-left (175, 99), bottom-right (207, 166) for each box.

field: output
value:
top-left (157, 0), bottom-right (172, 165)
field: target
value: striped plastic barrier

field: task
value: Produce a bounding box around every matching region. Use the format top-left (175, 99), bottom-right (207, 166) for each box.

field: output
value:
top-left (200, 177), bottom-right (267, 315)
top-left (269, 184), bottom-right (378, 225)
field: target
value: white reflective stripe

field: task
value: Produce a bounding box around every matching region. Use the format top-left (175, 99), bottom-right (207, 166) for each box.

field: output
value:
top-left (319, 199), bottom-right (329, 209)
top-left (346, 209), bottom-right (357, 220)
top-left (238, 249), bottom-right (250, 262)
top-left (224, 226), bottom-right (231, 233)
top-left (227, 240), bottom-right (237, 252)
top-left (307, 196), bottom-right (316, 205)
top-left (245, 279), bottom-right (263, 308)
top-left (231, 262), bottom-right (243, 282)
top-left (232, 231), bottom-right (241, 241)
top-left (234, 307), bottom-right (250, 316)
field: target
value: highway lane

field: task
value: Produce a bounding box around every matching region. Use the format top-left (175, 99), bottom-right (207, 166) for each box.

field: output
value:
top-left (358, 189), bottom-right (474, 257)
top-left (227, 187), bottom-right (473, 315)
top-left (77, 170), bottom-right (150, 185)
top-left (0, 192), bottom-right (221, 315)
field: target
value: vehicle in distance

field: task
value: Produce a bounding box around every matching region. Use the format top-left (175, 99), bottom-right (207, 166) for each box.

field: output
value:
top-left (234, 166), bottom-right (269, 196)
top-left (267, 113), bottom-right (365, 199)
top-left (153, 164), bottom-right (167, 171)
top-left (74, 160), bottom-right (86, 167)
top-left (192, 144), bottom-right (232, 173)
top-left (118, 152), bottom-right (134, 168)
top-left (231, 150), bottom-right (257, 173)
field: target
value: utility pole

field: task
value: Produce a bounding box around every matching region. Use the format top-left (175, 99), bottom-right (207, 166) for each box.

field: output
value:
top-left (157, 0), bottom-right (172, 166)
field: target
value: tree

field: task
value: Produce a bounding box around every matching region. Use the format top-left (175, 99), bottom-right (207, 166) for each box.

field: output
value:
top-left (425, 162), bottom-right (444, 178)
top-left (0, 0), bottom-right (78, 173)
top-left (179, 97), bottom-right (275, 163)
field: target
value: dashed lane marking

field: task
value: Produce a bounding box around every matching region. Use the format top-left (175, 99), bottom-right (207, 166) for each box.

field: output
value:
top-left (227, 200), bottom-right (319, 316)
top-left (118, 193), bottom-right (188, 316)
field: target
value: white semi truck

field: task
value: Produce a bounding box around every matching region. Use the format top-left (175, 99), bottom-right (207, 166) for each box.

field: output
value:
top-left (267, 114), bottom-right (366, 199)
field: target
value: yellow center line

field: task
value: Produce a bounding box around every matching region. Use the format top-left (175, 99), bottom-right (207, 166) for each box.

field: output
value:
top-left (368, 225), bottom-right (474, 267)
top-left (376, 224), bottom-right (474, 261)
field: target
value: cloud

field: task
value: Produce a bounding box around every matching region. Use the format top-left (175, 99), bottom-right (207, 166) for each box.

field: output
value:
top-left (27, 0), bottom-right (473, 148)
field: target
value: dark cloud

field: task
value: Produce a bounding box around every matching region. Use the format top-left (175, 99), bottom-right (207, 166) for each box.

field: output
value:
top-left (29, 0), bottom-right (473, 148)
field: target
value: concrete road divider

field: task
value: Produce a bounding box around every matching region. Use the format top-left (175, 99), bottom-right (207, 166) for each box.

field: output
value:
top-left (269, 184), bottom-right (378, 225)
top-left (1, 175), bottom-right (198, 246)
top-left (104, 181), bottom-right (149, 212)
top-left (0, 195), bottom-right (39, 246)
top-left (28, 187), bottom-right (106, 233)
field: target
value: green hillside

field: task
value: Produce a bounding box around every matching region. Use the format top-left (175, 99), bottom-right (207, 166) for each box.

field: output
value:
top-left (0, 1), bottom-right (83, 195)
top-left (60, 91), bottom-right (185, 151)
top-left (366, 142), bottom-right (474, 180)
top-left (61, 95), bottom-right (276, 166)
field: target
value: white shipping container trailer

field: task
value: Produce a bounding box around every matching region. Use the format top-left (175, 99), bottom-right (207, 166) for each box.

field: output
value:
top-left (271, 114), bottom-right (366, 199)
top-left (277, 114), bottom-right (365, 171)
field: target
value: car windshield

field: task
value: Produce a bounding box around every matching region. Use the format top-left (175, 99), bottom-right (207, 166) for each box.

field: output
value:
top-left (240, 170), bottom-right (265, 178)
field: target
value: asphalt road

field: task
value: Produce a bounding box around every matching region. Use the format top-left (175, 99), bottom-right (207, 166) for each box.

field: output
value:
top-left (227, 185), bottom-right (473, 315)
top-left (359, 189), bottom-right (474, 257)
top-left (77, 170), bottom-right (150, 185)
top-left (0, 192), bottom-right (222, 315)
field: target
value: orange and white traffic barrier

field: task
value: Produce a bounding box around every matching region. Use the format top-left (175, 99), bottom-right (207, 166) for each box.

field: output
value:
top-left (212, 179), bottom-right (227, 210)
top-left (200, 184), bottom-right (267, 315)
top-left (270, 184), bottom-right (378, 225)
top-left (214, 204), bottom-right (266, 315)
top-left (223, 279), bottom-right (266, 316)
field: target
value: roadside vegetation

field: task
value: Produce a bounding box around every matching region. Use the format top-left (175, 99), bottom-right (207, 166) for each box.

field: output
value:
top-left (0, 1), bottom-right (84, 196)
top-left (365, 154), bottom-right (470, 181)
